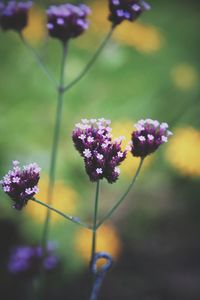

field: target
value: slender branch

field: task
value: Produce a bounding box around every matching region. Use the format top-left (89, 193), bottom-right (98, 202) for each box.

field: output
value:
top-left (96, 158), bottom-right (144, 229)
top-left (41, 42), bottom-right (68, 249)
top-left (31, 198), bottom-right (92, 230)
top-left (19, 33), bottom-right (57, 88)
top-left (63, 26), bottom-right (115, 93)
top-left (90, 181), bottom-right (100, 264)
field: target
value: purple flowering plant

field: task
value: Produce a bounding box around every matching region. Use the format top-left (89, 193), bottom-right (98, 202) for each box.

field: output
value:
top-left (108, 0), bottom-right (150, 26)
top-left (72, 118), bottom-right (127, 183)
top-left (0, 1), bottom-right (173, 299)
top-left (131, 119), bottom-right (173, 157)
top-left (46, 3), bottom-right (91, 43)
top-left (8, 242), bottom-right (58, 276)
top-left (0, 160), bottom-right (40, 210)
top-left (0, 1), bottom-right (32, 32)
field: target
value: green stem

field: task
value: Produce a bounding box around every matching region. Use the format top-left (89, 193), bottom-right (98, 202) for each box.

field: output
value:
top-left (31, 198), bottom-right (92, 230)
top-left (41, 42), bottom-right (68, 250)
top-left (96, 158), bottom-right (144, 229)
top-left (63, 26), bottom-right (115, 93)
top-left (19, 33), bottom-right (57, 88)
top-left (91, 181), bottom-right (100, 264)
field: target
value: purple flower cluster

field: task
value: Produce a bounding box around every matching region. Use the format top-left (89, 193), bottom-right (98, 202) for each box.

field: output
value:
top-left (131, 119), bottom-right (173, 157)
top-left (108, 0), bottom-right (150, 26)
top-left (46, 3), bottom-right (91, 43)
top-left (72, 118), bottom-right (127, 183)
top-left (0, 2), bottom-right (4, 13)
top-left (8, 242), bottom-right (58, 275)
top-left (0, 160), bottom-right (40, 210)
top-left (0, 1), bottom-right (32, 32)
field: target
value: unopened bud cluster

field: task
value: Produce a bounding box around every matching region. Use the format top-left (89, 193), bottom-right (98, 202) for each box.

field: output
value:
top-left (46, 3), bottom-right (91, 43)
top-left (108, 0), bottom-right (150, 26)
top-left (0, 1), bottom-right (32, 32)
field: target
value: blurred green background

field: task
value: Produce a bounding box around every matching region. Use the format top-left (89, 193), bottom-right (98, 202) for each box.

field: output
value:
top-left (0, 0), bottom-right (200, 299)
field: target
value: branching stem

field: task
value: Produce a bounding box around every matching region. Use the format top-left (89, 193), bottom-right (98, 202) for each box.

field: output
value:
top-left (31, 197), bottom-right (92, 230)
top-left (63, 26), bottom-right (115, 93)
top-left (41, 42), bottom-right (68, 250)
top-left (96, 158), bottom-right (144, 229)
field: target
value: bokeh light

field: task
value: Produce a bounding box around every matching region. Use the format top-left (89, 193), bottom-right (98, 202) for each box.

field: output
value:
top-left (74, 224), bottom-right (122, 265)
top-left (165, 127), bottom-right (200, 177)
top-left (171, 63), bottom-right (199, 91)
top-left (25, 176), bottom-right (78, 223)
top-left (23, 5), bottom-right (47, 45)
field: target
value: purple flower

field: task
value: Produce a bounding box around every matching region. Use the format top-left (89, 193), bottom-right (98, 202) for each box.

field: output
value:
top-left (72, 118), bottom-right (127, 183)
top-left (8, 242), bottom-right (58, 275)
top-left (131, 119), bottom-right (173, 157)
top-left (0, 2), bottom-right (4, 13)
top-left (0, 1), bottom-right (32, 32)
top-left (0, 160), bottom-right (40, 210)
top-left (108, 0), bottom-right (150, 26)
top-left (46, 3), bottom-right (91, 43)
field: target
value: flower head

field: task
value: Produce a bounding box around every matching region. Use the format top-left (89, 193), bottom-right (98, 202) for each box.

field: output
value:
top-left (0, 160), bottom-right (40, 210)
top-left (0, 1), bottom-right (32, 32)
top-left (46, 3), bottom-right (91, 43)
top-left (72, 118), bottom-right (127, 183)
top-left (8, 242), bottom-right (58, 276)
top-left (108, 0), bottom-right (150, 26)
top-left (131, 119), bottom-right (173, 157)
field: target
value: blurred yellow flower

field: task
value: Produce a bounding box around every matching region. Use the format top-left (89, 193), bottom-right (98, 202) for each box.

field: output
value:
top-left (89, 0), bottom-right (162, 53)
top-left (23, 5), bottom-right (47, 45)
top-left (171, 64), bottom-right (199, 91)
top-left (165, 127), bottom-right (200, 177)
top-left (74, 224), bottom-right (122, 265)
top-left (112, 120), bottom-right (152, 177)
top-left (114, 22), bottom-right (163, 53)
top-left (87, 0), bottom-right (110, 35)
top-left (26, 176), bottom-right (78, 223)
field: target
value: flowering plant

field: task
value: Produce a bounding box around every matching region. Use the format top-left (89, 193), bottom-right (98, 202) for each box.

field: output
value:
top-left (0, 1), bottom-right (173, 299)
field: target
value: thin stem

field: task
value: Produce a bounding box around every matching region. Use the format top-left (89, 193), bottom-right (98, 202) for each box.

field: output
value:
top-left (41, 42), bottom-right (68, 249)
top-left (31, 198), bottom-right (92, 230)
top-left (19, 33), bottom-right (57, 88)
top-left (63, 26), bottom-right (115, 93)
top-left (91, 181), bottom-right (100, 264)
top-left (96, 158), bottom-right (144, 229)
